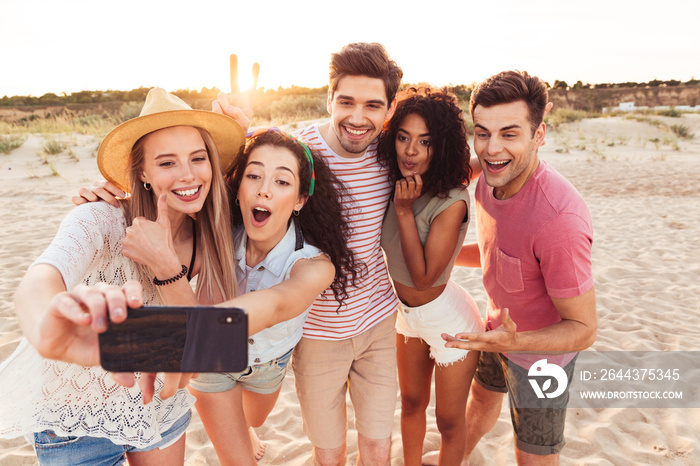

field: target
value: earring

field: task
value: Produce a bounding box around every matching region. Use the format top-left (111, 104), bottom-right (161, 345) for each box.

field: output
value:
top-left (143, 182), bottom-right (152, 191)
top-left (235, 198), bottom-right (240, 206)
top-left (293, 209), bottom-right (300, 217)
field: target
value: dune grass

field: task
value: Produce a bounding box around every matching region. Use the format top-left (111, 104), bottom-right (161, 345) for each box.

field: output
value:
top-left (0, 133), bottom-right (27, 154)
top-left (3, 101), bottom-right (142, 137)
top-left (655, 108), bottom-right (682, 118)
top-left (21, 112), bottom-right (117, 136)
top-left (670, 124), bottom-right (694, 139)
top-left (42, 138), bottom-right (66, 155)
top-left (624, 114), bottom-right (695, 140)
top-left (251, 95), bottom-right (328, 126)
top-left (546, 109), bottom-right (600, 130)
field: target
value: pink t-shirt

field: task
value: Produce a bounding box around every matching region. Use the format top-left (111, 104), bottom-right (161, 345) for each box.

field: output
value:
top-left (476, 160), bottom-right (593, 367)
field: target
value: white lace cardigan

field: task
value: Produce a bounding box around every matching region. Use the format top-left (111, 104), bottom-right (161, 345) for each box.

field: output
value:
top-left (0, 202), bottom-right (195, 448)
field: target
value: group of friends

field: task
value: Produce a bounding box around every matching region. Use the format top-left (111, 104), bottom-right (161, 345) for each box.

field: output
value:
top-left (0, 42), bottom-right (596, 466)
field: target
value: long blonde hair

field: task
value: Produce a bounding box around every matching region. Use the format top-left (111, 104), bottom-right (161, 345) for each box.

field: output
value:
top-left (123, 126), bottom-right (237, 303)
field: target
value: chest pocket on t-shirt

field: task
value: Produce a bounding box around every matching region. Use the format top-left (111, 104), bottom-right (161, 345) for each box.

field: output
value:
top-left (496, 248), bottom-right (524, 293)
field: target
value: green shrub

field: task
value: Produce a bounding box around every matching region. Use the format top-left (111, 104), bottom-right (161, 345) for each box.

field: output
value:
top-left (546, 108), bottom-right (596, 129)
top-left (254, 95), bottom-right (327, 123)
top-left (629, 115), bottom-right (664, 128)
top-left (270, 95), bottom-right (326, 121)
top-left (670, 124), bottom-right (694, 139)
top-left (0, 134), bottom-right (26, 154)
top-left (118, 101), bottom-right (143, 122)
top-left (655, 108), bottom-right (681, 117)
top-left (43, 138), bottom-right (66, 155)
top-left (72, 114), bottom-right (108, 133)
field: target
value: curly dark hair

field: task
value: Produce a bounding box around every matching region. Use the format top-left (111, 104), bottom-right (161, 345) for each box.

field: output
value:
top-left (226, 130), bottom-right (364, 308)
top-left (377, 87), bottom-right (472, 198)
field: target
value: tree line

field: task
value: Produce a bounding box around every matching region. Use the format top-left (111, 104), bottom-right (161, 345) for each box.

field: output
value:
top-left (550, 78), bottom-right (700, 91)
top-left (0, 85), bottom-right (329, 108)
top-left (2, 79), bottom-right (698, 108)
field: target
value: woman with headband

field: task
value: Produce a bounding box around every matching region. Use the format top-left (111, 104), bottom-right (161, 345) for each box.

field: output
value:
top-left (122, 128), bottom-right (361, 464)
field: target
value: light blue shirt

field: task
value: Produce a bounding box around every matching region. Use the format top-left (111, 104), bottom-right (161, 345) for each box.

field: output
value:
top-left (235, 220), bottom-right (324, 365)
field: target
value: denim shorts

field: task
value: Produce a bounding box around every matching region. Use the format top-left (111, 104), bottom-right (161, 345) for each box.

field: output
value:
top-left (32, 409), bottom-right (191, 465)
top-left (396, 280), bottom-right (484, 365)
top-left (189, 347), bottom-right (294, 394)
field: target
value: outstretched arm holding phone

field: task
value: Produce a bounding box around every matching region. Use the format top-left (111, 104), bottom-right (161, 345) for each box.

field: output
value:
top-left (15, 267), bottom-right (140, 367)
top-left (121, 194), bottom-right (334, 335)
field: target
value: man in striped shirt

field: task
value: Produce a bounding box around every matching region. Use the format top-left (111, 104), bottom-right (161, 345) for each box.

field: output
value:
top-left (290, 43), bottom-right (402, 466)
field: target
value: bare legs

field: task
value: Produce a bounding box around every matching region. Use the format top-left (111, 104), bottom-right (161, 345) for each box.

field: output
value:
top-left (313, 435), bottom-right (391, 466)
top-left (189, 385), bottom-right (282, 465)
top-left (433, 352), bottom-right (479, 465)
top-left (242, 387), bottom-right (283, 460)
top-left (397, 336), bottom-right (432, 465)
top-left (515, 449), bottom-right (560, 465)
top-left (421, 381), bottom-right (502, 466)
top-left (397, 334), bottom-right (479, 465)
top-left (313, 444), bottom-right (347, 466)
top-left (461, 381), bottom-right (504, 463)
top-left (190, 385), bottom-right (256, 466)
top-left (127, 432), bottom-right (186, 466)
top-left (423, 381), bottom-right (561, 465)
top-left (357, 435), bottom-right (391, 465)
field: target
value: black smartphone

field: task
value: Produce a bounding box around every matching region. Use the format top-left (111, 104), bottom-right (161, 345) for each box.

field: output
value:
top-left (99, 306), bottom-right (248, 373)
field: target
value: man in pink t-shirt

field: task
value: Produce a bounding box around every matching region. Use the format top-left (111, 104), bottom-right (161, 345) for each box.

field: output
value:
top-left (440, 71), bottom-right (597, 465)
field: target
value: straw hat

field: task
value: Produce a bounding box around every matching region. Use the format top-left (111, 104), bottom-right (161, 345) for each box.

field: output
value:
top-left (97, 87), bottom-right (245, 192)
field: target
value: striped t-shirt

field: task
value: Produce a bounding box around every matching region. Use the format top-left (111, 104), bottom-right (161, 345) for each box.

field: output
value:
top-left (294, 124), bottom-right (399, 340)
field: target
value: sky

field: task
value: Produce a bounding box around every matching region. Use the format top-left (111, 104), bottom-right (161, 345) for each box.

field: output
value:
top-left (1, 0), bottom-right (699, 98)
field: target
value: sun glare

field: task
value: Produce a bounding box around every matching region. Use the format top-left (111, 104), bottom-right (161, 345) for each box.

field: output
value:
top-left (232, 58), bottom-right (259, 94)
top-left (238, 73), bottom-right (253, 94)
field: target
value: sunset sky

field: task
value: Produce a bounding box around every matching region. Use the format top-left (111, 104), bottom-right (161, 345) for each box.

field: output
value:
top-left (1, 0), bottom-right (699, 98)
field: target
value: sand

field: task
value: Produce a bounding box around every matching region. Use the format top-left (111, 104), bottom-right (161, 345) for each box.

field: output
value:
top-left (1, 114), bottom-right (699, 465)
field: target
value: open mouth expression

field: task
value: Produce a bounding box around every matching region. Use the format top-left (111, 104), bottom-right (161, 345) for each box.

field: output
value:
top-left (238, 146), bottom-right (305, 246)
top-left (252, 206), bottom-right (272, 226)
top-left (484, 159), bottom-right (510, 171)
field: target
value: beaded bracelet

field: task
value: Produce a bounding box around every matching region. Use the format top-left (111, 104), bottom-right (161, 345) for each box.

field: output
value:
top-left (153, 264), bottom-right (188, 286)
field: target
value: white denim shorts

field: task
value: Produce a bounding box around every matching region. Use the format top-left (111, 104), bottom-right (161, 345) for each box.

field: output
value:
top-left (396, 280), bottom-right (484, 365)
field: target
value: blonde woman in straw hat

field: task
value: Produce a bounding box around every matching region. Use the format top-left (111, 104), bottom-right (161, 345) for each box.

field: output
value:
top-left (0, 88), bottom-right (243, 465)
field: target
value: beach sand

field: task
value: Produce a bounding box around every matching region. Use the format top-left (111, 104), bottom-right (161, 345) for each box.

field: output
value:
top-left (1, 115), bottom-right (699, 464)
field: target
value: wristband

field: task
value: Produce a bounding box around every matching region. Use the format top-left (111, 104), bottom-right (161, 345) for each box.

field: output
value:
top-left (153, 264), bottom-right (188, 286)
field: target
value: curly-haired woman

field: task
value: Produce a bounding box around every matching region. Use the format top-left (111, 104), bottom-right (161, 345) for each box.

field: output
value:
top-left (378, 87), bottom-right (484, 466)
